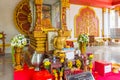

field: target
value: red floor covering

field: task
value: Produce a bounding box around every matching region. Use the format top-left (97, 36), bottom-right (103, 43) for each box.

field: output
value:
top-left (14, 64), bottom-right (120, 80)
top-left (14, 64), bottom-right (53, 80)
top-left (94, 72), bottom-right (120, 80)
top-left (14, 69), bottom-right (120, 80)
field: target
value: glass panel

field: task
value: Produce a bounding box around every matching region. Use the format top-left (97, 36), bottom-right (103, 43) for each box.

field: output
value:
top-left (29, 0), bottom-right (61, 31)
top-left (43, 0), bottom-right (61, 29)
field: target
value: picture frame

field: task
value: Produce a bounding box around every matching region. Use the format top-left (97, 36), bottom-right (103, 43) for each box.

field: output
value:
top-left (47, 31), bottom-right (58, 51)
top-left (42, 4), bottom-right (51, 19)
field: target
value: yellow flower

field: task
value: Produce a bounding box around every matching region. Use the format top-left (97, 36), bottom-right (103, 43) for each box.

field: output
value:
top-left (44, 61), bottom-right (51, 66)
top-left (43, 58), bottom-right (51, 69)
top-left (60, 59), bottom-right (64, 63)
top-left (88, 54), bottom-right (94, 60)
top-left (68, 60), bottom-right (73, 69)
top-left (76, 59), bottom-right (81, 68)
top-left (90, 54), bottom-right (94, 58)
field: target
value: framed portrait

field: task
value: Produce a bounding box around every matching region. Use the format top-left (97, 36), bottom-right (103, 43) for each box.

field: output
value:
top-left (42, 4), bottom-right (51, 19)
top-left (47, 31), bottom-right (58, 51)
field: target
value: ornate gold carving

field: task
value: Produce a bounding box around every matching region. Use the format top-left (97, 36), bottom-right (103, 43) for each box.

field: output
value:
top-left (74, 7), bottom-right (99, 37)
top-left (102, 8), bottom-right (106, 12)
top-left (34, 0), bottom-right (43, 31)
top-left (61, 0), bottom-right (70, 30)
top-left (61, 0), bottom-right (70, 8)
top-left (28, 0), bottom-right (71, 53)
top-left (35, 0), bottom-right (43, 4)
top-left (115, 7), bottom-right (119, 11)
top-left (14, 0), bottom-right (31, 36)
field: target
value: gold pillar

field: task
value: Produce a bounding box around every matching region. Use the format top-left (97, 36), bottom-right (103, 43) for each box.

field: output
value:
top-left (34, 0), bottom-right (43, 31)
top-left (61, 0), bottom-right (70, 30)
top-left (115, 7), bottom-right (119, 28)
top-left (60, 0), bottom-right (71, 37)
top-left (115, 7), bottom-right (120, 19)
top-left (102, 8), bottom-right (106, 37)
top-left (108, 8), bottom-right (111, 36)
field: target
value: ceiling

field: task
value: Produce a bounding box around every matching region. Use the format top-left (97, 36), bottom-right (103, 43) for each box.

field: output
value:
top-left (40, 0), bottom-right (120, 8)
top-left (70, 0), bottom-right (120, 8)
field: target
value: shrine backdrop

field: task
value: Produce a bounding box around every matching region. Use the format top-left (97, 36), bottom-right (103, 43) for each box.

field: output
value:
top-left (74, 7), bottom-right (99, 37)
top-left (66, 4), bottom-right (102, 39)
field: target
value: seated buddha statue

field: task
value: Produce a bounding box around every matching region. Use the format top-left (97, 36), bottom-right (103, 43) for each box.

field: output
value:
top-left (53, 29), bottom-right (67, 56)
top-left (41, 13), bottom-right (55, 31)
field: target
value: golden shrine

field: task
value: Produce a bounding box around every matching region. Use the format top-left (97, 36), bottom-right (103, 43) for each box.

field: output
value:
top-left (28, 0), bottom-right (71, 53)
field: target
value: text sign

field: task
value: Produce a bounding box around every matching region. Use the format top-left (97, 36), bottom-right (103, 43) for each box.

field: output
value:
top-left (67, 71), bottom-right (95, 80)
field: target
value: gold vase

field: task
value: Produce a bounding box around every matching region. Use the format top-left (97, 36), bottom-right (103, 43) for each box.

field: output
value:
top-left (14, 47), bottom-right (23, 70)
top-left (79, 42), bottom-right (86, 55)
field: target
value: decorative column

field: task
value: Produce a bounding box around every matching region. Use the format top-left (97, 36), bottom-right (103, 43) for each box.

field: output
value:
top-left (118, 6), bottom-right (120, 27)
top-left (108, 8), bottom-right (110, 37)
top-left (61, 0), bottom-right (70, 30)
top-left (115, 7), bottom-right (119, 28)
top-left (61, 0), bottom-right (71, 37)
top-left (34, 0), bottom-right (43, 31)
top-left (102, 8), bottom-right (106, 37)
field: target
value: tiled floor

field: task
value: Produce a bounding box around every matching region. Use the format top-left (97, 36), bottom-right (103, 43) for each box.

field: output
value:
top-left (0, 54), bottom-right (13, 80)
top-left (87, 45), bottom-right (120, 63)
top-left (1, 45), bottom-right (120, 80)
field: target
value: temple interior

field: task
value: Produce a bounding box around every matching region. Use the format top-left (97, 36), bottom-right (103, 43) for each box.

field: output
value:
top-left (0, 0), bottom-right (120, 80)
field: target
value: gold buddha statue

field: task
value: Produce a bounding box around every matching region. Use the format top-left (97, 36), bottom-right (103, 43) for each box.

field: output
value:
top-left (53, 29), bottom-right (67, 56)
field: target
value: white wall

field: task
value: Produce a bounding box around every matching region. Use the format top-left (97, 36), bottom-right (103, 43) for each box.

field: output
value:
top-left (0, 0), bottom-right (21, 53)
top-left (66, 4), bottom-right (102, 39)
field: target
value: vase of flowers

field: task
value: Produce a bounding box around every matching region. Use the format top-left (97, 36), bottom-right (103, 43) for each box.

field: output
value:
top-left (77, 34), bottom-right (89, 55)
top-left (11, 34), bottom-right (27, 70)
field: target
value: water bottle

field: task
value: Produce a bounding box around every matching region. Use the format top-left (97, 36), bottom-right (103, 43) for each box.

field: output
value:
top-left (53, 56), bottom-right (56, 63)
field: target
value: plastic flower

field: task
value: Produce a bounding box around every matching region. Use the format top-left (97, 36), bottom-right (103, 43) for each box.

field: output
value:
top-left (43, 59), bottom-right (51, 69)
top-left (11, 34), bottom-right (27, 48)
top-left (75, 59), bottom-right (82, 68)
top-left (77, 34), bottom-right (89, 43)
top-left (68, 60), bottom-right (73, 69)
top-left (88, 54), bottom-right (94, 60)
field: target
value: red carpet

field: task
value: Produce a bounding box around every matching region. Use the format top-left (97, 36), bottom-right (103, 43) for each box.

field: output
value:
top-left (14, 64), bottom-right (53, 80)
top-left (14, 64), bottom-right (120, 80)
top-left (96, 72), bottom-right (120, 80)
top-left (14, 69), bottom-right (120, 80)
top-left (14, 69), bottom-right (35, 80)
